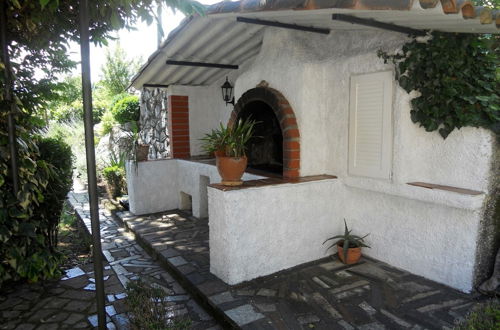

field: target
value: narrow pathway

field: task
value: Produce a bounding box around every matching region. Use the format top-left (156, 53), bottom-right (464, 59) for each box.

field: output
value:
top-left (68, 191), bottom-right (220, 329)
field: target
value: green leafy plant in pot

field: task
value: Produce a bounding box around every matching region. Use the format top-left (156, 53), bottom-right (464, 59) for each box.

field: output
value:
top-left (201, 118), bottom-right (256, 186)
top-left (323, 219), bottom-right (370, 265)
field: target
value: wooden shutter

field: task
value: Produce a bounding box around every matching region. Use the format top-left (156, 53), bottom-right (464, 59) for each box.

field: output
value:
top-left (348, 71), bottom-right (393, 179)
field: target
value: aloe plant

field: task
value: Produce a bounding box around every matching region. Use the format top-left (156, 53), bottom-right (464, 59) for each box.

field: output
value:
top-left (323, 219), bottom-right (370, 262)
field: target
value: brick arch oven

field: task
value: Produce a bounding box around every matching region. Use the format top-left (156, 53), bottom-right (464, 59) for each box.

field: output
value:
top-left (229, 87), bottom-right (300, 179)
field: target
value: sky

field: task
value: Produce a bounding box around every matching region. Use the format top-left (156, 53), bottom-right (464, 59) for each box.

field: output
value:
top-left (69, 0), bottom-right (220, 82)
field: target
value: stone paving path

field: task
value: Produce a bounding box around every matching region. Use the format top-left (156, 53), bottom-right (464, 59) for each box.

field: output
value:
top-left (118, 209), bottom-right (484, 330)
top-left (68, 192), bottom-right (219, 329)
top-left (0, 262), bottom-right (127, 330)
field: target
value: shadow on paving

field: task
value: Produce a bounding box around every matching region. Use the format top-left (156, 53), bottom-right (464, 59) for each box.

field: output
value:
top-left (117, 209), bottom-right (485, 330)
top-left (0, 262), bottom-right (128, 329)
top-left (68, 192), bottom-right (220, 330)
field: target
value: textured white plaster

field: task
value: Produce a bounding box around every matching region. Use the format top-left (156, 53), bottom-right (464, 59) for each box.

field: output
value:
top-left (235, 29), bottom-right (495, 193)
top-left (126, 159), bottom-right (179, 215)
top-left (126, 158), bottom-right (263, 217)
top-left (206, 29), bottom-right (495, 293)
top-left (209, 179), bottom-right (482, 292)
top-left (132, 29), bottom-right (495, 293)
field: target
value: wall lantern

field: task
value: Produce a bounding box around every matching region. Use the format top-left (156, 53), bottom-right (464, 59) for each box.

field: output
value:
top-left (221, 76), bottom-right (235, 106)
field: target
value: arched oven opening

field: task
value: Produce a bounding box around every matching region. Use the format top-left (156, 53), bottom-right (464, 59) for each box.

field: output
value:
top-left (237, 100), bottom-right (283, 175)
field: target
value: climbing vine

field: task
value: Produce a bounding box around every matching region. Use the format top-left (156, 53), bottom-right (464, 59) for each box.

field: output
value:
top-left (378, 32), bottom-right (499, 138)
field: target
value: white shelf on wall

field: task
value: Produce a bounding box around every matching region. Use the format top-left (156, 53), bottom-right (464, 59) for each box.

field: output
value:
top-left (343, 177), bottom-right (485, 211)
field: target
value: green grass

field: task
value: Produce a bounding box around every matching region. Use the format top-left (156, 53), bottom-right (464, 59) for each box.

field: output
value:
top-left (455, 299), bottom-right (500, 330)
top-left (125, 280), bottom-right (192, 330)
top-left (57, 202), bottom-right (91, 269)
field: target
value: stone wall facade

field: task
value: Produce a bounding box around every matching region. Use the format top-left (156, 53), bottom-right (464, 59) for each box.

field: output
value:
top-left (139, 87), bottom-right (169, 159)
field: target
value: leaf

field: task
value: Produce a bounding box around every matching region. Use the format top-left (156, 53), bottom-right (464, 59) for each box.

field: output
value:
top-left (39, 0), bottom-right (51, 9)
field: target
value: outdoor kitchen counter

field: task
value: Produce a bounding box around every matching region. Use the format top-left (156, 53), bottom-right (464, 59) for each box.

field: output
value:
top-left (209, 174), bottom-right (337, 191)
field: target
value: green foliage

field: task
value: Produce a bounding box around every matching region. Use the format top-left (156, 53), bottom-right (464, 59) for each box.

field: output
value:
top-left (323, 219), bottom-right (370, 262)
top-left (101, 44), bottom-right (141, 97)
top-left (455, 299), bottom-right (500, 330)
top-left (112, 95), bottom-right (140, 124)
top-left (100, 110), bottom-right (117, 136)
top-left (0, 0), bottom-right (205, 287)
top-left (0, 123), bottom-right (74, 285)
top-left (472, 0), bottom-right (500, 9)
top-left (200, 123), bottom-right (232, 155)
top-left (201, 118), bottom-right (257, 157)
top-left (126, 280), bottom-right (192, 330)
top-left (34, 136), bottom-right (74, 249)
top-left (48, 75), bottom-right (106, 124)
top-left (102, 164), bottom-right (126, 199)
top-left (378, 32), bottom-right (499, 138)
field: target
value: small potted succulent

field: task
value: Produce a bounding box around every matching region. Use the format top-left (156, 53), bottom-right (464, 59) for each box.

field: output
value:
top-left (323, 219), bottom-right (370, 264)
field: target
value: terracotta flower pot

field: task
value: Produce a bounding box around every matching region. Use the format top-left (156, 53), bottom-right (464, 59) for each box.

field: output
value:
top-left (136, 144), bottom-right (149, 162)
top-left (216, 156), bottom-right (247, 186)
top-left (214, 150), bottom-right (226, 157)
top-left (337, 243), bottom-right (362, 265)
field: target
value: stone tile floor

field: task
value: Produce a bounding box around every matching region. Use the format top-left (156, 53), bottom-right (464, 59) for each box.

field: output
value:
top-left (117, 209), bottom-right (486, 330)
top-left (68, 192), bottom-right (219, 330)
top-left (0, 262), bottom-right (126, 329)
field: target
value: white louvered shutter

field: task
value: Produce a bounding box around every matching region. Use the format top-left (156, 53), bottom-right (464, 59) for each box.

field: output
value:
top-left (348, 71), bottom-right (393, 179)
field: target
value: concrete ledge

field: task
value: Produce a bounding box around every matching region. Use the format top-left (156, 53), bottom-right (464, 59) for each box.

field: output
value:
top-left (343, 177), bottom-right (485, 210)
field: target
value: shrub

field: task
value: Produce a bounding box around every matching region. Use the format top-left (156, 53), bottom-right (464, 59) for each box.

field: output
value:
top-left (100, 109), bottom-right (117, 136)
top-left (35, 136), bottom-right (74, 249)
top-left (455, 299), bottom-right (500, 329)
top-left (102, 165), bottom-right (125, 199)
top-left (0, 131), bottom-right (72, 285)
top-left (112, 95), bottom-right (140, 124)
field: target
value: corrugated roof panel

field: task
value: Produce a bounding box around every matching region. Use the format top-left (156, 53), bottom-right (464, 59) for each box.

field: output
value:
top-left (130, 0), bottom-right (499, 89)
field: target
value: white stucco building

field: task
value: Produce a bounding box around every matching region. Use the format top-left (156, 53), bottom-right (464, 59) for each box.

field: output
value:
top-left (126, 0), bottom-right (499, 293)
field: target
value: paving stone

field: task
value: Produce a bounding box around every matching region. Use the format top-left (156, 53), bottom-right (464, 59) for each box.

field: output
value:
top-left (2, 310), bottom-right (21, 319)
top-left (226, 304), bottom-right (265, 327)
top-left (105, 305), bottom-right (117, 317)
top-left (235, 289), bottom-right (255, 296)
top-left (255, 303), bottom-right (277, 313)
top-left (297, 314), bottom-right (321, 325)
top-left (358, 301), bottom-right (377, 316)
top-left (319, 260), bottom-right (345, 271)
top-left (210, 291), bottom-right (235, 305)
top-left (164, 295), bottom-right (190, 302)
top-left (338, 320), bottom-right (355, 330)
top-left (402, 290), bottom-right (441, 303)
top-left (43, 312), bottom-right (70, 323)
top-left (64, 267), bottom-right (85, 279)
top-left (257, 289), bottom-right (276, 297)
top-left (357, 322), bottom-right (386, 329)
top-left (310, 292), bottom-right (342, 319)
top-left (168, 256), bottom-right (188, 266)
top-left (63, 313), bottom-right (85, 325)
top-left (330, 280), bottom-right (370, 295)
top-left (83, 283), bottom-right (96, 291)
top-left (380, 309), bottom-right (412, 328)
top-left (417, 299), bottom-right (465, 313)
top-left (114, 292), bottom-right (127, 300)
top-left (187, 299), bottom-right (213, 321)
top-left (312, 276), bottom-right (330, 288)
top-left (27, 309), bottom-right (58, 323)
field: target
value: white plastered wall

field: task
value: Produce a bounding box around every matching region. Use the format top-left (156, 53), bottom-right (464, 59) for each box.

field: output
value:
top-left (206, 28), bottom-right (496, 292)
top-left (126, 158), bottom-right (263, 217)
top-left (208, 180), bottom-right (483, 292)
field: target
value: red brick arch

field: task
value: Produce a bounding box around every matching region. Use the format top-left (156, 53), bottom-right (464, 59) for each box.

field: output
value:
top-left (228, 87), bottom-right (300, 179)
